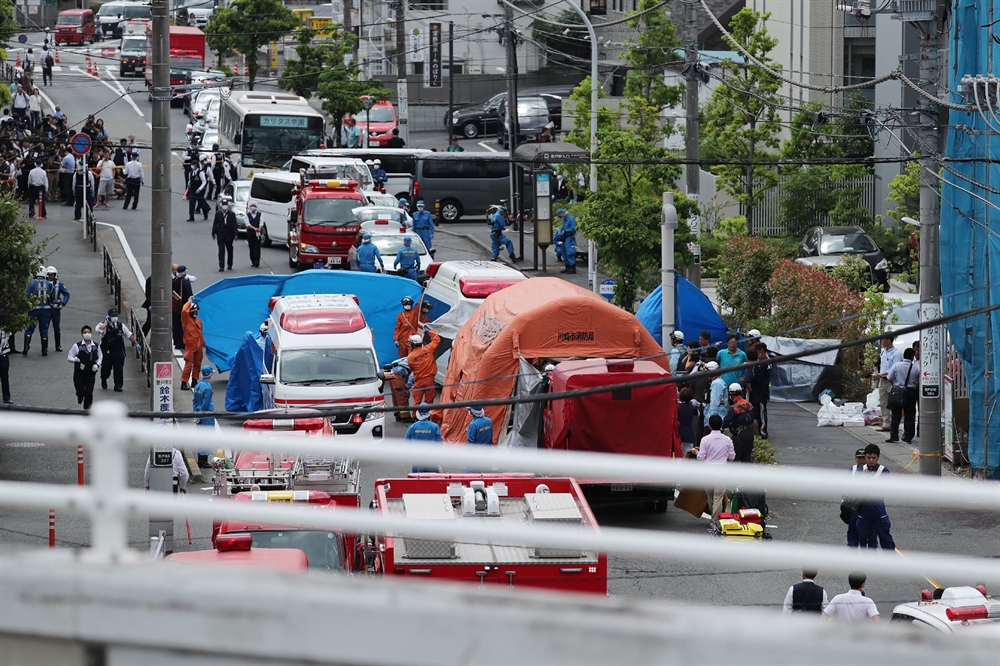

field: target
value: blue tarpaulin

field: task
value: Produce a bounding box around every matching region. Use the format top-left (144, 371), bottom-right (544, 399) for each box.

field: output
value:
top-left (225, 332), bottom-right (265, 412)
top-left (194, 271), bottom-right (424, 373)
top-left (636, 274), bottom-right (729, 348)
top-left (940, 0), bottom-right (999, 476)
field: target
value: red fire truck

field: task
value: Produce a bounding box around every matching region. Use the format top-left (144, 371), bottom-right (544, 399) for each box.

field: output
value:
top-left (211, 413), bottom-right (364, 572)
top-left (288, 178), bottom-right (366, 270)
top-left (372, 475), bottom-right (607, 594)
top-left (542, 359), bottom-right (680, 511)
top-left (167, 533), bottom-right (309, 572)
top-left (145, 25), bottom-right (206, 107)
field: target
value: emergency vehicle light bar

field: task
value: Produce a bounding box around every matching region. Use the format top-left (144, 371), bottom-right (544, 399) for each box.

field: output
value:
top-left (459, 277), bottom-right (527, 299)
top-left (216, 533), bottom-right (253, 552)
top-left (243, 417), bottom-right (328, 431)
top-left (945, 602), bottom-right (1000, 621)
top-left (306, 179), bottom-right (358, 190)
top-left (279, 310), bottom-right (366, 334)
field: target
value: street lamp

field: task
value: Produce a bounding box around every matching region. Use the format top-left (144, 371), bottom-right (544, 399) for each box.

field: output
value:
top-left (362, 95), bottom-right (374, 149)
top-left (559, 0), bottom-right (599, 294)
top-left (901, 216), bottom-right (923, 226)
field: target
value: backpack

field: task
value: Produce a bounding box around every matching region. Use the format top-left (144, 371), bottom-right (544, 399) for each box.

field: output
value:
top-left (45, 53), bottom-right (54, 67)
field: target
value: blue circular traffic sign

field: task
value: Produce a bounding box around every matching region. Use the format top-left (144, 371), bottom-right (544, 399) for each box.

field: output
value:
top-left (599, 278), bottom-right (615, 301)
top-left (71, 132), bottom-right (91, 156)
top-left (18, 34), bottom-right (27, 44)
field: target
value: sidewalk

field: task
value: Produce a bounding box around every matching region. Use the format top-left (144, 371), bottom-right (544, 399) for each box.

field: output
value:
top-left (794, 402), bottom-right (963, 478)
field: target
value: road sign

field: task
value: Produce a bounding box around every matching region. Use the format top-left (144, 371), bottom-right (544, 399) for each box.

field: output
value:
top-left (920, 303), bottom-right (941, 398)
top-left (18, 34), bottom-right (27, 44)
top-left (70, 132), bottom-right (91, 156)
top-left (600, 278), bottom-right (615, 301)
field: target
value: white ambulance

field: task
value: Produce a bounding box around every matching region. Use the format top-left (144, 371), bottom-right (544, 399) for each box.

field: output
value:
top-left (260, 294), bottom-right (386, 438)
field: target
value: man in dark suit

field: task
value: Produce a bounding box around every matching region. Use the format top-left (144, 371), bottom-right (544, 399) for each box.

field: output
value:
top-left (211, 200), bottom-right (238, 272)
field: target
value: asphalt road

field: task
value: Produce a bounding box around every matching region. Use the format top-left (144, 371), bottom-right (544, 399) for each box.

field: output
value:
top-left (3, 37), bottom-right (997, 615)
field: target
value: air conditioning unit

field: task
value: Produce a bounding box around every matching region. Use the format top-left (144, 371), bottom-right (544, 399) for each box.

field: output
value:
top-left (468, 64), bottom-right (482, 75)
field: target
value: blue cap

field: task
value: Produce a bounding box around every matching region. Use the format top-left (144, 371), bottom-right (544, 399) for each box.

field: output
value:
top-left (416, 200), bottom-right (425, 206)
top-left (201, 365), bottom-right (214, 377)
top-left (556, 208), bottom-right (566, 216)
top-left (398, 197), bottom-right (408, 205)
top-left (468, 405), bottom-right (485, 417)
top-left (362, 232), bottom-right (371, 241)
top-left (416, 403), bottom-right (431, 419)
top-left (403, 235), bottom-right (411, 244)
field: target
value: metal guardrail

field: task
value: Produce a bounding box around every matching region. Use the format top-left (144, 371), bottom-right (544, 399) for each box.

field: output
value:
top-left (130, 306), bottom-right (151, 388)
top-left (102, 246), bottom-right (122, 313)
top-left (84, 203), bottom-right (97, 253)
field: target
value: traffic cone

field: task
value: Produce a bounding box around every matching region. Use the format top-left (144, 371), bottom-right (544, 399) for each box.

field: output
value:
top-left (15, 52), bottom-right (21, 68)
top-left (234, 60), bottom-right (240, 76)
top-left (55, 49), bottom-right (60, 64)
top-left (36, 190), bottom-right (44, 220)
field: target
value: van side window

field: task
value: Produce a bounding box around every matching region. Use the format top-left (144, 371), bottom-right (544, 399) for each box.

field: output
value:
top-left (422, 159), bottom-right (465, 179)
top-left (483, 160), bottom-right (508, 179)
top-left (379, 157), bottom-right (416, 175)
top-left (250, 178), bottom-right (294, 203)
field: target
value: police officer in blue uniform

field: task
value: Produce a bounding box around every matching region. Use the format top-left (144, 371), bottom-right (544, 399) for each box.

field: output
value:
top-left (23, 267), bottom-right (54, 356)
top-left (411, 200), bottom-right (435, 252)
top-left (554, 208), bottom-right (577, 274)
top-left (488, 205), bottom-right (518, 263)
top-left (356, 233), bottom-right (385, 273)
top-left (393, 236), bottom-right (421, 280)
top-left (466, 406), bottom-right (494, 445)
top-left (46, 266), bottom-right (70, 352)
top-left (96, 307), bottom-right (137, 392)
top-left (404, 404), bottom-right (442, 473)
top-left (370, 159), bottom-right (387, 192)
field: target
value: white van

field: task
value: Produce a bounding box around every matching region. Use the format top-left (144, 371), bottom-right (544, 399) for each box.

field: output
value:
top-left (282, 154), bottom-right (375, 192)
top-left (247, 170), bottom-right (300, 247)
top-left (261, 294), bottom-right (386, 438)
top-left (422, 260), bottom-right (527, 384)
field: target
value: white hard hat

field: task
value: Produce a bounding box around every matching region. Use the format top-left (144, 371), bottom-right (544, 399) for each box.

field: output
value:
top-left (373, 159), bottom-right (381, 165)
top-left (408, 334), bottom-right (423, 346)
top-left (704, 361), bottom-right (719, 371)
top-left (46, 265), bottom-right (57, 275)
top-left (365, 159), bottom-right (375, 166)
top-left (747, 329), bottom-right (761, 337)
top-left (728, 382), bottom-right (743, 393)
top-left (671, 330), bottom-right (684, 340)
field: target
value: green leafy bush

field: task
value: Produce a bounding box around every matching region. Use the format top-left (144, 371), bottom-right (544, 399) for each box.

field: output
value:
top-left (752, 437), bottom-right (778, 465)
top-left (831, 254), bottom-right (871, 292)
top-left (717, 236), bottom-right (779, 324)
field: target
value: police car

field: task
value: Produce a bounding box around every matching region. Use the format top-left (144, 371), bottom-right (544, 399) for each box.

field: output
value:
top-left (889, 586), bottom-right (1000, 634)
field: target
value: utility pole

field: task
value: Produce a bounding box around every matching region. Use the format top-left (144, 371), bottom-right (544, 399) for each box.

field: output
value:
top-left (343, 0), bottom-right (356, 64)
top-left (447, 21), bottom-right (454, 139)
top-left (149, 0), bottom-right (175, 552)
top-left (502, 6), bottom-right (521, 258)
top-left (661, 192), bottom-right (677, 348)
top-left (394, 0), bottom-right (408, 145)
top-left (683, 0), bottom-right (701, 288)
top-left (916, 21), bottom-right (942, 476)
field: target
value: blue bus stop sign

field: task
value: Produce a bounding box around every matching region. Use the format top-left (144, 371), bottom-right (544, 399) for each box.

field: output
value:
top-left (18, 34), bottom-right (27, 44)
top-left (71, 132), bottom-right (91, 156)
top-left (600, 278), bottom-right (615, 301)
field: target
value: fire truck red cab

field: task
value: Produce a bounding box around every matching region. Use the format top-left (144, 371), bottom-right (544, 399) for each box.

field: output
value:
top-left (288, 178), bottom-right (366, 270)
top-left (373, 475), bottom-right (607, 594)
top-left (166, 533), bottom-right (309, 572)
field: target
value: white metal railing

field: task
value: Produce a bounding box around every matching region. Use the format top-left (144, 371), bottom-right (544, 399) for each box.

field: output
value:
top-left (1, 402), bottom-right (999, 583)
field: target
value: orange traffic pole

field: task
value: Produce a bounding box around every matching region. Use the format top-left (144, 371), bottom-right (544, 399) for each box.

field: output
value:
top-left (55, 49), bottom-right (60, 64)
top-left (48, 509), bottom-right (55, 548)
top-left (36, 190), bottom-right (43, 220)
top-left (77, 444), bottom-right (84, 486)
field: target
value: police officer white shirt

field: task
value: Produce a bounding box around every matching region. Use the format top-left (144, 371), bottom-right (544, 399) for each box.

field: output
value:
top-left (144, 449), bottom-right (189, 492)
top-left (824, 589), bottom-right (879, 622)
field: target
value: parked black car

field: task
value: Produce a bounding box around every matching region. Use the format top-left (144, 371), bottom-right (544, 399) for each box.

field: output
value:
top-left (497, 97), bottom-right (552, 148)
top-left (796, 225), bottom-right (890, 290)
top-left (446, 92), bottom-right (564, 139)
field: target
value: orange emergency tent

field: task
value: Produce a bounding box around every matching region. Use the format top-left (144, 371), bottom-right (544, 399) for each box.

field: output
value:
top-left (440, 277), bottom-right (671, 443)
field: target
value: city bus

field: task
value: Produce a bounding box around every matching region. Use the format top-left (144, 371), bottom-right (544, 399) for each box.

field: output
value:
top-left (218, 91), bottom-right (326, 169)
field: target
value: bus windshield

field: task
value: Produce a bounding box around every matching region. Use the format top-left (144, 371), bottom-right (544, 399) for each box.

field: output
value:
top-left (243, 115), bottom-right (324, 167)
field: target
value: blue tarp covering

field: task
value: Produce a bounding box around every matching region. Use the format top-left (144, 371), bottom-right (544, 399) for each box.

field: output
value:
top-left (194, 271), bottom-right (424, 373)
top-left (225, 332), bottom-right (265, 412)
top-left (940, 0), bottom-right (999, 475)
top-left (636, 274), bottom-right (729, 348)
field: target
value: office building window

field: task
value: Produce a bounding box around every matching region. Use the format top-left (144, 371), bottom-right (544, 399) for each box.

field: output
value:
top-left (590, 0), bottom-right (607, 15)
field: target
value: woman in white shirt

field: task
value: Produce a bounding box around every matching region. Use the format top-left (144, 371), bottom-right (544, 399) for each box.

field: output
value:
top-left (97, 149), bottom-right (117, 208)
top-left (28, 89), bottom-right (42, 130)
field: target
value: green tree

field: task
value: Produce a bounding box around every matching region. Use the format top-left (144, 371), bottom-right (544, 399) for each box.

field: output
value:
top-left (622, 0), bottom-right (684, 113)
top-left (831, 254), bottom-right (871, 292)
top-left (0, 0), bottom-right (17, 62)
top-left (702, 8), bottom-right (782, 235)
top-left (205, 0), bottom-right (298, 90)
top-left (0, 194), bottom-right (47, 334)
top-left (716, 235), bottom-right (778, 324)
top-left (563, 76), bottom-right (619, 152)
top-left (282, 26), bottom-right (390, 138)
top-left (886, 159), bottom-right (920, 223)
